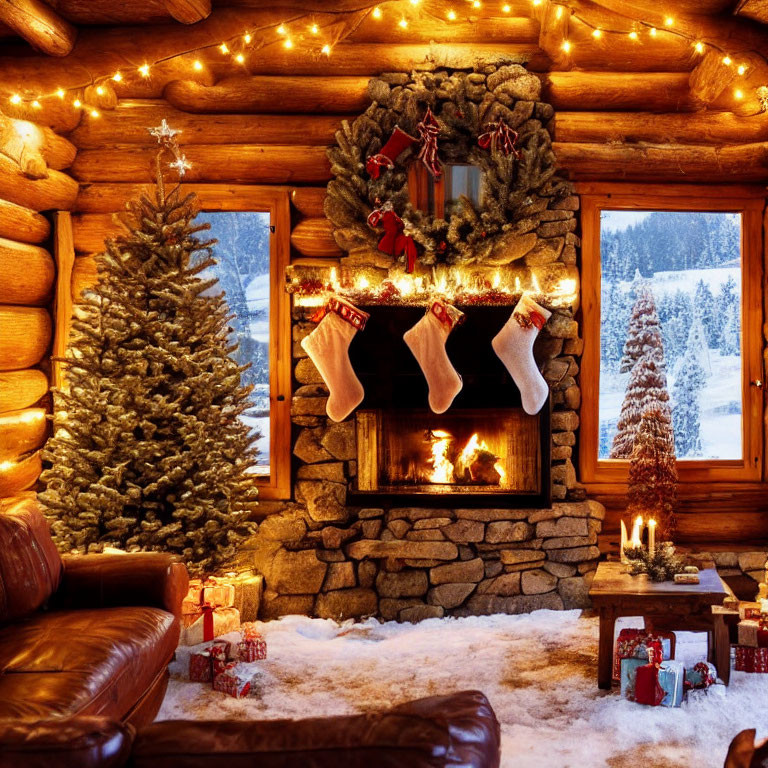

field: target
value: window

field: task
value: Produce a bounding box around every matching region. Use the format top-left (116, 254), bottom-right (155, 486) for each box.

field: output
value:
top-left (408, 163), bottom-right (485, 218)
top-left (580, 190), bottom-right (764, 485)
top-left (194, 189), bottom-right (291, 499)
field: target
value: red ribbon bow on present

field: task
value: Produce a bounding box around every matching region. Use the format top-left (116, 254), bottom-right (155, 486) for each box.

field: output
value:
top-left (367, 203), bottom-right (418, 273)
top-left (478, 119), bottom-right (522, 159)
top-left (416, 107), bottom-right (442, 179)
top-left (200, 603), bottom-right (215, 643)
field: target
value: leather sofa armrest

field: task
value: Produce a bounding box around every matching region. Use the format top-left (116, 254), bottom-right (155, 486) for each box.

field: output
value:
top-left (53, 553), bottom-right (189, 619)
top-left (131, 690), bottom-right (500, 768)
top-left (0, 716), bottom-right (134, 768)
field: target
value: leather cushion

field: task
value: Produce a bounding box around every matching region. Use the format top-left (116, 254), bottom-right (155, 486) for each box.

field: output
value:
top-left (0, 496), bottom-right (62, 622)
top-left (132, 690), bottom-right (501, 768)
top-left (0, 716), bottom-right (134, 768)
top-left (0, 606), bottom-right (176, 721)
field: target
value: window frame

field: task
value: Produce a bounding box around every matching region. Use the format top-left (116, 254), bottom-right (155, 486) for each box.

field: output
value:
top-left (195, 186), bottom-right (292, 500)
top-left (579, 187), bottom-right (765, 486)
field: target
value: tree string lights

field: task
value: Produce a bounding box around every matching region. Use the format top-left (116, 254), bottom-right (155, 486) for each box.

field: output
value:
top-left (3, 0), bottom-right (768, 118)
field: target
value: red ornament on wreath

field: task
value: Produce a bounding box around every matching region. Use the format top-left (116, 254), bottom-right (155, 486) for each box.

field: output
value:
top-left (367, 202), bottom-right (418, 273)
top-left (365, 126), bottom-right (417, 179)
top-left (416, 107), bottom-right (442, 179)
top-left (478, 119), bottom-right (522, 159)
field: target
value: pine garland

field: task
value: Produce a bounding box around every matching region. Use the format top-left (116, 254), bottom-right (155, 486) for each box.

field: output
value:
top-left (39, 156), bottom-right (259, 575)
top-left (324, 62), bottom-right (572, 269)
top-left (624, 542), bottom-right (685, 582)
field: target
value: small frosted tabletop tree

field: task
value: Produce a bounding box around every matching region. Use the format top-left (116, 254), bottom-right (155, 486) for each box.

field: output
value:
top-left (39, 127), bottom-right (258, 575)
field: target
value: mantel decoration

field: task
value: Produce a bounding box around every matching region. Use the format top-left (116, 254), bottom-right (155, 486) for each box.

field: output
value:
top-left (324, 60), bottom-right (573, 273)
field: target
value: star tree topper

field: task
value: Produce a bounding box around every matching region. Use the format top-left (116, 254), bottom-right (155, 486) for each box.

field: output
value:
top-left (147, 119), bottom-right (191, 178)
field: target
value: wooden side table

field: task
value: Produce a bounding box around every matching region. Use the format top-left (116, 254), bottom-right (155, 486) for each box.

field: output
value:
top-left (589, 562), bottom-right (731, 689)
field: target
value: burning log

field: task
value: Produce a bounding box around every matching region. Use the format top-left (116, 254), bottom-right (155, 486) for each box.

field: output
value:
top-left (455, 434), bottom-right (505, 486)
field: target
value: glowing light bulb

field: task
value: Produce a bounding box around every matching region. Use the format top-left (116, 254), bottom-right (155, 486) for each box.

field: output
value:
top-left (235, 53), bottom-right (245, 63)
top-left (722, 56), bottom-right (732, 65)
top-left (321, 44), bottom-right (331, 55)
top-left (310, 23), bottom-right (319, 33)
top-left (73, 98), bottom-right (82, 108)
top-left (9, 94), bottom-right (21, 104)
top-left (472, 0), bottom-right (481, 7)
top-left (664, 16), bottom-right (674, 26)
top-left (193, 60), bottom-right (203, 71)
top-left (591, 29), bottom-right (602, 39)
top-left (738, 64), bottom-right (746, 75)
top-left (532, 0), bottom-right (542, 5)
top-left (56, 89), bottom-right (65, 98)
top-left (561, 40), bottom-right (571, 53)
top-left (219, 42), bottom-right (229, 53)
top-left (372, 6), bottom-right (382, 18)
top-left (139, 64), bottom-right (150, 77)
top-left (96, 85), bottom-right (104, 95)
top-left (447, 9), bottom-right (457, 19)
top-left (410, 0), bottom-right (420, 5)
top-left (284, 38), bottom-right (293, 48)
top-left (649, 27), bottom-right (657, 37)
top-left (112, 72), bottom-right (122, 82)
top-left (90, 109), bottom-right (100, 117)
top-left (31, 100), bottom-right (41, 109)
top-left (0, 460), bottom-right (15, 472)
top-left (277, 24), bottom-right (287, 34)
top-left (555, 5), bottom-right (563, 18)
top-left (694, 41), bottom-right (704, 53)
top-left (734, 88), bottom-right (744, 99)
top-left (502, 4), bottom-right (511, 12)
top-left (243, 33), bottom-right (252, 43)
top-left (398, 17), bottom-right (408, 28)
top-left (628, 30), bottom-right (638, 40)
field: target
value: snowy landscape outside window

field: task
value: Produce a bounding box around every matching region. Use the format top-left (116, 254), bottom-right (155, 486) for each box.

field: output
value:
top-left (598, 210), bottom-right (742, 462)
top-left (197, 211), bottom-right (272, 476)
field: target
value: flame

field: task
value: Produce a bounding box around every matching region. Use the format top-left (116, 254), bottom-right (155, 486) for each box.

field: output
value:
top-left (429, 430), bottom-right (454, 483)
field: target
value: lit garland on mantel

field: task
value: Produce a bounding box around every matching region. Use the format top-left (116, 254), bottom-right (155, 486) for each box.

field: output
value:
top-left (4, 0), bottom-right (768, 118)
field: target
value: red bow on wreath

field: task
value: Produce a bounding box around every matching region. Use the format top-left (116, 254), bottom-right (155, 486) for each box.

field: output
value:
top-left (367, 203), bottom-right (418, 273)
top-left (417, 107), bottom-right (442, 179)
top-left (478, 119), bottom-right (522, 159)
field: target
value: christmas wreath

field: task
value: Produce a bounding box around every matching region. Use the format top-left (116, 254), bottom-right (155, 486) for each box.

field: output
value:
top-left (324, 61), bottom-right (573, 271)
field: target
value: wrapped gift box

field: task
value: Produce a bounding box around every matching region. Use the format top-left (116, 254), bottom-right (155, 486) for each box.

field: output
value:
top-left (685, 661), bottom-right (717, 690)
top-left (189, 650), bottom-right (213, 683)
top-left (613, 629), bottom-right (673, 681)
top-left (179, 606), bottom-right (240, 647)
top-left (213, 662), bottom-right (256, 698)
top-left (634, 663), bottom-right (665, 706)
top-left (620, 657), bottom-right (647, 700)
top-left (738, 619), bottom-right (760, 647)
top-left (739, 602), bottom-right (762, 620)
top-left (201, 577), bottom-right (236, 609)
top-left (228, 571), bottom-right (264, 622)
top-left (238, 623), bottom-right (267, 661)
top-left (734, 645), bottom-right (768, 673)
top-left (658, 661), bottom-right (685, 707)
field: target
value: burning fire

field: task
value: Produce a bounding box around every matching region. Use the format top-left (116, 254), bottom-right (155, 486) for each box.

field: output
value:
top-left (428, 430), bottom-right (506, 485)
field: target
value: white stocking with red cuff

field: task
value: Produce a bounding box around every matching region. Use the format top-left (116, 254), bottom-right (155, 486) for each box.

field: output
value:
top-left (492, 292), bottom-right (552, 415)
top-left (404, 300), bottom-right (464, 414)
top-left (301, 297), bottom-right (369, 422)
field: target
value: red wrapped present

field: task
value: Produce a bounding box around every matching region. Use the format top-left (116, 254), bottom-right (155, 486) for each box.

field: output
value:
top-left (635, 661), bottom-right (666, 707)
top-left (613, 629), bottom-right (673, 681)
top-left (179, 605), bottom-right (240, 647)
top-left (189, 650), bottom-right (213, 683)
top-left (213, 662), bottom-right (254, 698)
top-left (734, 645), bottom-right (768, 673)
top-left (208, 639), bottom-right (231, 675)
top-left (238, 622), bottom-right (267, 662)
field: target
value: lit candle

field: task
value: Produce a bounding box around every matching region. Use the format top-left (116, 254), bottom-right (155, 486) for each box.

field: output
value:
top-left (630, 515), bottom-right (643, 549)
top-left (620, 520), bottom-right (629, 563)
top-left (648, 519), bottom-right (656, 557)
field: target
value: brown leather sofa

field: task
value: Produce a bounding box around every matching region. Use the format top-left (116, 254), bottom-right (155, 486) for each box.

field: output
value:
top-left (0, 690), bottom-right (501, 768)
top-left (725, 730), bottom-right (768, 768)
top-left (0, 495), bottom-right (188, 725)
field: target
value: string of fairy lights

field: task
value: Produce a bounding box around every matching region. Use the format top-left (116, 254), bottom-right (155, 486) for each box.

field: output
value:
top-left (5, 0), bottom-right (768, 119)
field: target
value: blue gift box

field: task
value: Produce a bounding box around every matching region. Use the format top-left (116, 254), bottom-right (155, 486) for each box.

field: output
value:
top-left (620, 657), bottom-right (647, 700)
top-left (658, 660), bottom-right (685, 708)
top-left (685, 661), bottom-right (717, 690)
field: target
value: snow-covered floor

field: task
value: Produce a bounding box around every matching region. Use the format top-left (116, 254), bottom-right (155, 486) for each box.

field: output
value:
top-left (161, 610), bottom-right (768, 768)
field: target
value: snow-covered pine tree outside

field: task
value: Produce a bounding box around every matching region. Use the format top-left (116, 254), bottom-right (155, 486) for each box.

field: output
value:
top-left (599, 211), bottom-right (742, 461)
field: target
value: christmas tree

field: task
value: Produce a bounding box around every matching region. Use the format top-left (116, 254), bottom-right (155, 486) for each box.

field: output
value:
top-left (626, 406), bottom-right (678, 538)
top-left (610, 350), bottom-right (671, 458)
top-left (39, 126), bottom-right (259, 575)
top-left (619, 287), bottom-right (664, 374)
top-left (672, 343), bottom-right (707, 458)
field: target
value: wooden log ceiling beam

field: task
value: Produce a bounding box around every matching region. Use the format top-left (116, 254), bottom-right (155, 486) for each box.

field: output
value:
top-left (554, 111), bottom-right (768, 145)
top-left (69, 101), bottom-right (345, 147)
top-left (162, 0), bottom-right (211, 24)
top-left (536, 2), bottom-right (573, 70)
top-left (0, 154), bottom-right (79, 211)
top-left (0, 370), bottom-right (48, 413)
top-left (0, 199), bottom-right (50, 243)
top-left (0, 237), bottom-right (55, 305)
top-left (0, 0), bottom-right (77, 56)
top-left (46, 0), bottom-right (175, 25)
top-left (734, 0), bottom-right (768, 25)
top-left (689, 48), bottom-right (738, 107)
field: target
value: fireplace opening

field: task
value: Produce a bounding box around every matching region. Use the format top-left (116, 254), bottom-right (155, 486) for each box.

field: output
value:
top-left (348, 307), bottom-right (552, 507)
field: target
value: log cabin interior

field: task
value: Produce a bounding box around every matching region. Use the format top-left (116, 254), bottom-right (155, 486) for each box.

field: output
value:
top-left (1, 1), bottom-right (768, 766)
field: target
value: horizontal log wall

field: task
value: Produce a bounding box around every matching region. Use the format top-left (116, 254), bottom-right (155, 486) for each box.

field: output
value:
top-left (54, 7), bottom-right (768, 546)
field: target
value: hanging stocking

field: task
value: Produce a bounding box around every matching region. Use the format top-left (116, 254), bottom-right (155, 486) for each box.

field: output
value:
top-left (404, 300), bottom-right (464, 414)
top-left (301, 297), bottom-right (370, 422)
top-left (366, 126), bottom-right (418, 179)
top-left (491, 292), bottom-right (552, 415)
